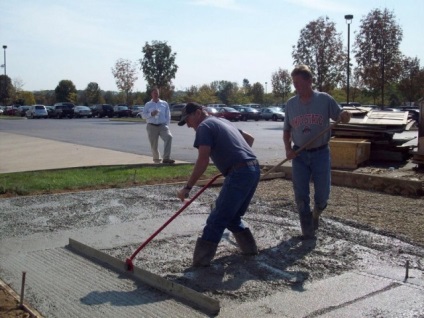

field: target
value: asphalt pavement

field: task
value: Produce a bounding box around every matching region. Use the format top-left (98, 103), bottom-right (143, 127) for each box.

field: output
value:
top-left (0, 131), bottom-right (423, 317)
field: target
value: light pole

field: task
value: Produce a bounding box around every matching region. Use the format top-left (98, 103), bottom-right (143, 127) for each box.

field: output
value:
top-left (264, 82), bottom-right (268, 105)
top-left (344, 15), bottom-right (353, 105)
top-left (2, 45), bottom-right (6, 76)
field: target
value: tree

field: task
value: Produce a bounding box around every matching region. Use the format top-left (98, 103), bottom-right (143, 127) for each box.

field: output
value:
top-left (354, 8), bottom-right (403, 106)
top-left (54, 80), bottom-right (77, 103)
top-left (11, 78), bottom-right (25, 104)
top-left (242, 78), bottom-right (251, 95)
top-left (271, 68), bottom-right (292, 104)
top-left (188, 84), bottom-right (217, 105)
top-left (20, 91), bottom-right (36, 105)
top-left (397, 56), bottom-right (423, 105)
top-left (0, 75), bottom-right (12, 105)
top-left (209, 80), bottom-right (237, 105)
top-left (111, 59), bottom-right (138, 104)
top-left (250, 82), bottom-right (264, 104)
top-left (292, 16), bottom-right (345, 92)
top-left (140, 41), bottom-right (178, 98)
top-left (84, 82), bottom-right (102, 105)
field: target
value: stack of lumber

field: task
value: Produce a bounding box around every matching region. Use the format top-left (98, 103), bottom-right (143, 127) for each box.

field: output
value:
top-left (332, 109), bottom-right (417, 162)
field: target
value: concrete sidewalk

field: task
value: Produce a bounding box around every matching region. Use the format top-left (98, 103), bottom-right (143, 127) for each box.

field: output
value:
top-left (0, 132), bottom-right (186, 173)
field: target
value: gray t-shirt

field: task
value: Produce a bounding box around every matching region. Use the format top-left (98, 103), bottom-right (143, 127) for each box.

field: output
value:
top-left (194, 116), bottom-right (256, 175)
top-left (283, 91), bottom-right (342, 148)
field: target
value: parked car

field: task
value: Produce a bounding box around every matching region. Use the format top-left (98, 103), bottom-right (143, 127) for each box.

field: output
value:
top-left (16, 106), bottom-right (31, 117)
top-left (4, 106), bottom-right (19, 116)
top-left (91, 104), bottom-right (114, 118)
top-left (25, 105), bottom-right (48, 119)
top-left (113, 105), bottom-right (132, 117)
top-left (233, 106), bottom-right (261, 121)
top-left (217, 107), bottom-right (242, 121)
top-left (73, 106), bottom-right (92, 118)
top-left (45, 106), bottom-right (55, 118)
top-left (205, 106), bottom-right (224, 118)
top-left (130, 105), bottom-right (144, 117)
top-left (260, 107), bottom-right (285, 121)
top-left (340, 102), bottom-right (362, 108)
top-left (52, 102), bottom-right (75, 118)
top-left (170, 103), bottom-right (186, 120)
top-left (206, 103), bottom-right (227, 109)
top-left (243, 103), bottom-right (261, 109)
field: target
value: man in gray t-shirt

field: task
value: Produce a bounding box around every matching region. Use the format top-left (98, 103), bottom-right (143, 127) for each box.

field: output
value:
top-left (177, 102), bottom-right (261, 267)
top-left (283, 65), bottom-right (351, 239)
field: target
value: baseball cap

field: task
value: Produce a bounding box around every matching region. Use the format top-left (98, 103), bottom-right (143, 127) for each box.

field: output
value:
top-left (178, 102), bottom-right (203, 126)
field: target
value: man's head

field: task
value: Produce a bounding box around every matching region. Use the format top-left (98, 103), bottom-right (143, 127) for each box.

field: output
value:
top-left (291, 64), bottom-right (313, 80)
top-left (178, 102), bottom-right (204, 127)
top-left (291, 65), bottom-right (313, 96)
top-left (151, 87), bottom-right (160, 101)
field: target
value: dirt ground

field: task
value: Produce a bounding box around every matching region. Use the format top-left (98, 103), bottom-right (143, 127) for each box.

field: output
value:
top-left (1, 175), bottom-right (423, 317)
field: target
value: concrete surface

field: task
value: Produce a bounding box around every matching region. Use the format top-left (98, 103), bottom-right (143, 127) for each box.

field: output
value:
top-left (0, 131), bottom-right (186, 173)
top-left (0, 132), bottom-right (423, 317)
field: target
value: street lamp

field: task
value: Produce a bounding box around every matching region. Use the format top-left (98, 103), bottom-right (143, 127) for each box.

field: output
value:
top-left (344, 15), bottom-right (353, 105)
top-left (2, 45), bottom-right (6, 76)
top-left (264, 82), bottom-right (268, 105)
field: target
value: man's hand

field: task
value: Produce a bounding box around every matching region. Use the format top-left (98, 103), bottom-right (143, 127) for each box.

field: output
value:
top-left (285, 148), bottom-right (297, 160)
top-left (339, 110), bottom-right (351, 124)
top-left (177, 188), bottom-right (190, 201)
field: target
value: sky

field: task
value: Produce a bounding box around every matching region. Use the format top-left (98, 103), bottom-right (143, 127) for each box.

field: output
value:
top-left (1, 0), bottom-right (423, 93)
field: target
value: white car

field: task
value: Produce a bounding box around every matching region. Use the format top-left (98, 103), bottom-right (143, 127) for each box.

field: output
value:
top-left (25, 105), bottom-right (48, 119)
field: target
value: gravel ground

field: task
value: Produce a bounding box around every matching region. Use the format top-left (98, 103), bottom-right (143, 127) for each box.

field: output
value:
top-left (1, 177), bottom-right (423, 315)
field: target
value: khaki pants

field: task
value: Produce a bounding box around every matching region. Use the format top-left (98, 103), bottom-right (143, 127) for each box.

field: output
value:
top-left (146, 124), bottom-right (173, 162)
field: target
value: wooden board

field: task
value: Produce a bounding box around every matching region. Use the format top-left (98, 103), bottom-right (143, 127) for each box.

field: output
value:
top-left (67, 239), bottom-right (220, 315)
top-left (330, 138), bottom-right (371, 169)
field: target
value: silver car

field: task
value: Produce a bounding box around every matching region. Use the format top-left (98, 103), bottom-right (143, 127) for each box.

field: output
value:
top-left (260, 107), bottom-right (285, 121)
top-left (26, 105), bottom-right (48, 119)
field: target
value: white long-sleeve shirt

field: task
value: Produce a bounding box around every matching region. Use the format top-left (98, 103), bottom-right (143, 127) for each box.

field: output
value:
top-left (142, 99), bottom-right (171, 125)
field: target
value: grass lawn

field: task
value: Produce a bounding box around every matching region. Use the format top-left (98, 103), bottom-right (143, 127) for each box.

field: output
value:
top-left (0, 164), bottom-right (219, 197)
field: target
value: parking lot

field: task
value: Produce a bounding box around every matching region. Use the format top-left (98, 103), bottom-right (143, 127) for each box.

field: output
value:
top-left (0, 117), bottom-right (291, 165)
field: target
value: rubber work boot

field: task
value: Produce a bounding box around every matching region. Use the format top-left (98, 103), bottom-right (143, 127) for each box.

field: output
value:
top-left (312, 206), bottom-right (324, 230)
top-left (233, 228), bottom-right (258, 255)
top-left (299, 219), bottom-right (316, 240)
top-left (192, 238), bottom-right (218, 267)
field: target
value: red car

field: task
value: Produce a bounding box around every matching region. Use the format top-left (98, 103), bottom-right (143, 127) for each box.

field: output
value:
top-left (217, 107), bottom-right (241, 121)
top-left (205, 106), bottom-right (224, 118)
top-left (4, 107), bottom-right (19, 116)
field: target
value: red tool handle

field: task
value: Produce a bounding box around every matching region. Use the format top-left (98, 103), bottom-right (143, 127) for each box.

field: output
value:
top-left (126, 173), bottom-right (222, 270)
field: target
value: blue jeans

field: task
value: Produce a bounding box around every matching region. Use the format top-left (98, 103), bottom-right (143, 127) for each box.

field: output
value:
top-left (201, 164), bottom-right (260, 243)
top-left (292, 146), bottom-right (331, 233)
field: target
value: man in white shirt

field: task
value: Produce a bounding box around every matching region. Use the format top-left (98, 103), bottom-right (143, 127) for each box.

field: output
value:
top-left (142, 87), bottom-right (175, 164)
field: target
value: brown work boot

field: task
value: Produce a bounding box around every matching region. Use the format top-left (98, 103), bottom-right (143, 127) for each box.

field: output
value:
top-left (192, 238), bottom-right (218, 267)
top-left (233, 228), bottom-right (258, 255)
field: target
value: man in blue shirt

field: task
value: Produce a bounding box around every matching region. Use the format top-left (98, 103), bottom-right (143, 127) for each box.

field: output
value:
top-left (177, 102), bottom-right (260, 267)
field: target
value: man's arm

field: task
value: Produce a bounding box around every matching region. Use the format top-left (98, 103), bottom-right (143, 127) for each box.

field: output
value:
top-left (177, 145), bottom-right (211, 201)
top-left (283, 130), bottom-right (296, 160)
